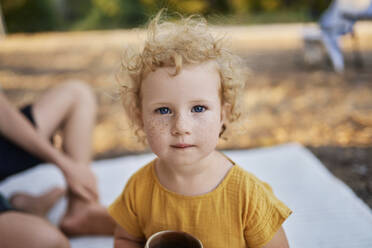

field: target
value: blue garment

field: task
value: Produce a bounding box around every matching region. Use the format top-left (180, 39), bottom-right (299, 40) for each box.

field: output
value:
top-left (318, 0), bottom-right (372, 72)
top-left (0, 193), bottom-right (14, 213)
top-left (319, 0), bottom-right (356, 35)
top-left (0, 105), bottom-right (44, 182)
top-left (360, 3), bottom-right (372, 19)
top-left (0, 105), bottom-right (45, 214)
top-left (320, 0), bottom-right (372, 34)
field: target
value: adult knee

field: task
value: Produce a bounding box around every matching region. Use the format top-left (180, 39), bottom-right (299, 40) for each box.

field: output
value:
top-left (64, 80), bottom-right (97, 111)
top-left (0, 212), bottom-right (70, 248)
top-left (37, 227), bottom-right (70, 248)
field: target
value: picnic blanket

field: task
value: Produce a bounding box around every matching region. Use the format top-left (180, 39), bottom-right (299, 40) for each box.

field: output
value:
top-left (1, 143), bottom-right (371, 247)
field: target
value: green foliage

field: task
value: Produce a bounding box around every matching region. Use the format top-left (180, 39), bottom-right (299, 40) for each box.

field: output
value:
top-left (210, 9), bottom-right (311, 25)
top-left (1, 0), bottom-right (61, 32)
top-left (62, 0), bottom-right (92, 23)
top-left (0, 0), bottom-right (333, 33)
top-left (73, 0), bottom-right (147, 30)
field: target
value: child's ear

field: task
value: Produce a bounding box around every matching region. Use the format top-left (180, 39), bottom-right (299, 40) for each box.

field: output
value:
top-left (220, 102), bottom-right (231, 124)
top-left (219, 103), bottom-right (230, 138)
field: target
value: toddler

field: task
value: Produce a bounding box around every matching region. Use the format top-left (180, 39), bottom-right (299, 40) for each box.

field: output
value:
top-left (109, 11), bottom-right (292, 248)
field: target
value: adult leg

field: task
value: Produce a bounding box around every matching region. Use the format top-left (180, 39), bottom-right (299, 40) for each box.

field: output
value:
top-left (0, 212), bottom-right (70, 248)
top-left (10, 187), bottom-right (65, 217)
top-left (321, 29), bottom-right (344, 72)
top-left (32, 80), bottom-right (115, 235)
top-left (32, 80), bottom-right (97, 166)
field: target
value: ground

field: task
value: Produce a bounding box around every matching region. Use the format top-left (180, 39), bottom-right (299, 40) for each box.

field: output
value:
top-left (0, 23), bottom-right (371, 209)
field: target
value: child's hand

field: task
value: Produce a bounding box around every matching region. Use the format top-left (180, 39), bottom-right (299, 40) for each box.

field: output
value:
top-left (114, 225), bottom-right (144, 248)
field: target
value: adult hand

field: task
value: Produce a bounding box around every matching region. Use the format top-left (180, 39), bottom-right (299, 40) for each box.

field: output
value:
top-left (58, 155), bottom-right (98, 202)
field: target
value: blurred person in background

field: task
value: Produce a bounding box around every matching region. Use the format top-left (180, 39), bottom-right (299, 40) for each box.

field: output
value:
top-left (0, 81), bottom-right (115, 248)
top-left (319, 0), bottom-right (372, 72)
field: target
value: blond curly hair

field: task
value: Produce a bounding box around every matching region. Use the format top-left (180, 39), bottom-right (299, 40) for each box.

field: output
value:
top-left (117, 10), bottom-right (247, 143)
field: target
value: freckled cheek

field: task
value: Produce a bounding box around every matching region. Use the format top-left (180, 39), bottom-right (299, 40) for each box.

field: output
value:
top-left (194, 114), bottom-right (222, 147)
top-left (144, 118), bottom-right (167, 133)
top-left (143, 117), bottom-right (170, 145)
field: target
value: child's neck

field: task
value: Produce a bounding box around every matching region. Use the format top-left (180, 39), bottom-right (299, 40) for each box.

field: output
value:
top-left (155, 150), bottom-right (233, 196)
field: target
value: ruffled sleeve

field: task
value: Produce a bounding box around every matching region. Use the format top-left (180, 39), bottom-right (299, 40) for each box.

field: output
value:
top-left (244, 178), bottom-right (292, 248)
top-left (108, 175), bottom-right (145, 239)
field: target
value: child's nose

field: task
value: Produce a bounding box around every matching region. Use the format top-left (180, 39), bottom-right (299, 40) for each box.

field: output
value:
top-left (171, 113), bottom-right (191, 136)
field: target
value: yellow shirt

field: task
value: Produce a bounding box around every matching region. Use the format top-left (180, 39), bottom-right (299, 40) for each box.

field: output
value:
top-left (108, 159), bottom-right (292, 248)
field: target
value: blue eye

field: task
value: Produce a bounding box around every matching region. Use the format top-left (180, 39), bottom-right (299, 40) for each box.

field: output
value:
top-left (155, 107), bottom-right (171, 115)
top-left (192, 105), bottom-right (206, 113)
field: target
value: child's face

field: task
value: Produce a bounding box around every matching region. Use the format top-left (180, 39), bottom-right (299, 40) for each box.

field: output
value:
top-left (140, 61), bottom-right (225, 166)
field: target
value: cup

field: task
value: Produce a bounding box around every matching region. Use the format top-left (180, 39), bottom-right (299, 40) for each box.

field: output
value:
top-left (145, 230), bottom-right (203, 248)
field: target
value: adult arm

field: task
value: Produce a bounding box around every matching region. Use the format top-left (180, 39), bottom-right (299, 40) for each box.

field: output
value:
top-left (0, 92), bottom-right (95, 200)
top-left (114, 225), bottom-right (145, 248)
top-left (0, 92), bottom-right (64, 164)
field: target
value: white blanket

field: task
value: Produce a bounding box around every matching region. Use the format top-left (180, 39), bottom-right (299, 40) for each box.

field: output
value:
top-left (1, 143), bottom-right (371, 247)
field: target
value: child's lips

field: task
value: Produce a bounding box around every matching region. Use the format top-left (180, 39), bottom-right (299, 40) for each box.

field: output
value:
top-left (171, 144), bottom-right (195, 149)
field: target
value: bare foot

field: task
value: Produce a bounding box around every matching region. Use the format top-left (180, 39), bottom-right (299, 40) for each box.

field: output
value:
top-left (59, 202), bottom-right (115, 236)
top-left (9, 187), bottom-right (65, 217)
